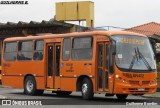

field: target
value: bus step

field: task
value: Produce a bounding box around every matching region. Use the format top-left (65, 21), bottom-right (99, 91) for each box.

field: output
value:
top-left (45, 88), bottom-right (61, 91)
top-left (95, 90), bottom-right (110, 94)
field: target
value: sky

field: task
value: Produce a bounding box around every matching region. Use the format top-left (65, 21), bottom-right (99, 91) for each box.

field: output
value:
top-left (0, 0), bottom-right (160, 29)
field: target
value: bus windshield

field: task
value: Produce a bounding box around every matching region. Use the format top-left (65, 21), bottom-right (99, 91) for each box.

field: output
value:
top-left (111, 35), bottom-right (156, 71)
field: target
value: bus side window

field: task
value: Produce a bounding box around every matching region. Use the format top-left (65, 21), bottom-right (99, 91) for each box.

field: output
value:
top-left (33, 40), bottom-right (44, 60)
top-left (18, 41), bottom-right (33, 60)
top-left (62, 38), bottom-right (70, 60)
top-left (4, 42), bottom-right (17, 61)
top-left (72, 37), bottom-right (93, 60)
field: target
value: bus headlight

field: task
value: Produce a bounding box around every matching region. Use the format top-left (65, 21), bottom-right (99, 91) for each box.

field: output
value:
top-left (116, 75), bottom-right (119, 78)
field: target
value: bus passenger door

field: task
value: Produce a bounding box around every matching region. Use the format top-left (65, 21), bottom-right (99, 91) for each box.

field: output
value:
top-left (46, 43), bottom-right (61, 89)
top-left (46, 44), bottom-right (54, 88)
top-left (97, 42), bottom-right (111, 92)
top-left (54, 43), bottom-right (61, 89)
top-left (97, 43), bottom-right (104, 91)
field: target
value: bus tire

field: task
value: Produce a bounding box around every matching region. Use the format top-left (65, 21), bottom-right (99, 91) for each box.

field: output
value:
top-left (24, 76), bottom-right (37, 96)
top-left (116, 94), bottom-right (128, 100)
top-left (56, 91), bottom-right (72, 96)
top-left (81, 78), bottom-right (93, 100)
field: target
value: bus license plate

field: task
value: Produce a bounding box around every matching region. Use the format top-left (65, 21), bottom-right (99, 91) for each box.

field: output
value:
top-left (137, 88), bottom-right (145, 91)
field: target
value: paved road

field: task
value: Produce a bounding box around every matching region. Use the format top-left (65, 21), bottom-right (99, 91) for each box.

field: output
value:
top-left (0, 87), bottom-right (160, 105)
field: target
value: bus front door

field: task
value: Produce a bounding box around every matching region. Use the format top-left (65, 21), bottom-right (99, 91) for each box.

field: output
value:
top-left (46, 43), bottom-right (61, 89)
top-left (97, 42), bottom-right (113, 92)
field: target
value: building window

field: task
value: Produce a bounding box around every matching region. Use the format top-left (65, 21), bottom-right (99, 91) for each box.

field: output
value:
top-left (62, 38), bottom-right (70, 60)
top-left (33, 40), bottom-right (44, 60)
top-left (72, 37), bottom-right (93, 60)
top-left (4, 42), bottom-right (17, 61)
top-left (18, 41), bottom-right (33, 60)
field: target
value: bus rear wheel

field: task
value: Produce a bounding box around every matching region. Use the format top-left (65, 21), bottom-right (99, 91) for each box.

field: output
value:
top-left (24, 76), bottom-right (37, 95)
top-left (116, 94), bottom-right (128, 100)
top-left (81, 78), bottom-right (93, 100)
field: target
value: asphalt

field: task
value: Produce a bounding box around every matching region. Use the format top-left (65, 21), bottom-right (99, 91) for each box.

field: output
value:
top-left (1, 84), bottom-right (160, 99)
top-left (0, 84), bottom-right (160, 106)
top-left (0, 85), bottom-right (8, 99)
top-left (0, 81), bottom-right (160, 106)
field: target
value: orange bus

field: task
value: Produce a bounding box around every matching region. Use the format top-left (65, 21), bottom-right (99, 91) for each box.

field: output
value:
top-left (1, 31), bottom-right (157, 100)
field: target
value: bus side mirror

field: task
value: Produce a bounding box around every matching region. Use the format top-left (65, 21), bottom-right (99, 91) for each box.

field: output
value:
top-left (111, 40), bottom-right (116, 55)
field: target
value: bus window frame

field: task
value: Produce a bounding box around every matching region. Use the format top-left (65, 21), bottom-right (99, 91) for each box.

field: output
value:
top-left (4, 41), bottom-right (18, 62)
top-left (33, 39), bottom-right (44, 61)
top-left (17, 40), bottom-right (33, 61)
top-left (71, 36), bottom-right (93, 61)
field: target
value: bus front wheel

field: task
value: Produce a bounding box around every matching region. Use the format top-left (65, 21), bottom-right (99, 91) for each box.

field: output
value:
top-left (81, 78), bottom-right (93, 100)
top-left (116, 94), bottom-right (128, 100)
top-left (24, 76), bottom-right (37, 95)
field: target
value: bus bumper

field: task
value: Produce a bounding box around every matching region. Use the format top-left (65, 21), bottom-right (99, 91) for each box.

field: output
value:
top-left (114, 83), bottom-right (157, 94)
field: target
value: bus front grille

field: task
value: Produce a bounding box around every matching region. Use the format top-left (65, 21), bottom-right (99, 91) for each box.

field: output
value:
top-left (129, 80), bottom-right (139, 85)
top-left (142, 81), bottom-right (150, 85)
top-left (128, 80), bottom-right (151, 86)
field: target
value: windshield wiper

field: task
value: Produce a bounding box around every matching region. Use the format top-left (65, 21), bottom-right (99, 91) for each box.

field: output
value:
top-left (129, 48), bottom-right (138, 70)
top-left (129, 47), bottom-right (152, 71)
top-left (137, 47), bottom-right (152, 71)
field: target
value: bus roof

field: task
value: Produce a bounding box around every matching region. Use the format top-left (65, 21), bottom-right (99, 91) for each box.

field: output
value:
top-left (4, 30), bottom-right (146, 42)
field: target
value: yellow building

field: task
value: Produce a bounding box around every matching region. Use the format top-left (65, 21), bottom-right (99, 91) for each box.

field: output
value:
top-left (56, 1), bottom-right (94, 28)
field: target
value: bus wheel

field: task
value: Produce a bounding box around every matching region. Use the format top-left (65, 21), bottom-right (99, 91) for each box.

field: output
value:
top-left (116, 94), bottom-right (128, 100)
top-left (24, 76), bottom-right (36, 95)
top-left (81, 78), bottom-right (93, 100)
top-left (56, 91), bottom-right (72, 96)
